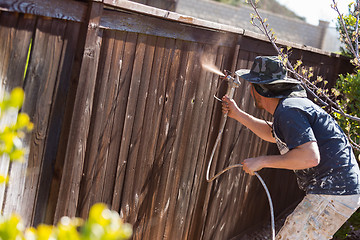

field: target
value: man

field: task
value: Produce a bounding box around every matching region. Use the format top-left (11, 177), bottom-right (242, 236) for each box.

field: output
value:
top-left (221, 56), bottom-right (360, 239)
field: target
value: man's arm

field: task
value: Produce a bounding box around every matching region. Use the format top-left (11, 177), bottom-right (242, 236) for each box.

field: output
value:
top-left (222, 95), bottom-right (275, 143)
top-left (242, 141), bottom-right (320, 175)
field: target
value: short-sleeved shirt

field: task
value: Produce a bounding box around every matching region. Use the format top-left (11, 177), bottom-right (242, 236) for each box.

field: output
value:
top-left (273, 97), bottom-right (360, 195)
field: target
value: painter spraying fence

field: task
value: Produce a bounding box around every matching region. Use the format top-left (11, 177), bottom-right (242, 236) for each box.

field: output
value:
top-left (0, 0), bottom-right (354, 239)
top-left (202, 63), bottom-right (275, 239)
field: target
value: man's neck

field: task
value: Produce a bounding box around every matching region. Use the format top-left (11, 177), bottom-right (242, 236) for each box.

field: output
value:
top-left (263, 97), bottom-right (280, 115)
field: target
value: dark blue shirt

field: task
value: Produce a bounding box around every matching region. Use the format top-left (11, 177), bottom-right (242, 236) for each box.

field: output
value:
top-left (273, 97), bottom-right (360, 195)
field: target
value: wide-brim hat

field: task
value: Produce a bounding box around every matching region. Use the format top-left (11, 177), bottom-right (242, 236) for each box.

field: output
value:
top-left (235, 56), bottom-right (307, 98)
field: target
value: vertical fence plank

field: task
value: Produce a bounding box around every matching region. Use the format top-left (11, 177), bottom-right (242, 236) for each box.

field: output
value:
top-left (110, 31), bottom-right (139, 212)
top-left (187, 43), bottom-right (222, 240)
top-left (174, 42), bottom-right (214, 240)
top-left (54, 1), bottom-right (103, 222)
top-left (152, 42), bottom-right (196, 239)
top-left (21, 17), bottom-right (67, 226)
top-left (135, 38), bottom-right (183, 239)
top-left (141, 37), bottom-right (177, 239)
top-left (0, 11), bottom-right (18, 212)
top-left (3, 17), bottom-right (66, 226)
top-left (100, 30), bottom-right (128, 206)
top-left (33, 20), bottom-right (81, 226)
top-left (123, 34), bottom-right (157, 239)
top-left (0, 13), bottom-right (36, 212)
top-left (116, 33), bottom-right (149, 223)
top-left (180, 43), bottom-right (222, 240)
top-left (147, 38), bottom-right (183, 240)
top-left (129, 36), bottom-right (174, 238)
top-left (0, 11), bottom-right (18, 88)
top-left (4, 14), bottom-right (36, 89)
top-left (76, 29), bottom-right (116, 218)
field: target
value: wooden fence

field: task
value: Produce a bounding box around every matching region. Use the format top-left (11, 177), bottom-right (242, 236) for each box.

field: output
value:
top-left (0, 0), bottom-right (354, 239)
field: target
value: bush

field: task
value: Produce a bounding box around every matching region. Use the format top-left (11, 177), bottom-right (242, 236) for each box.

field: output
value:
top-left (0, 87), bottom-right (33, 183)
top-left (332, 70), bottom-right (360, 158)
top-left (0, 203), bottom-right (132, 240)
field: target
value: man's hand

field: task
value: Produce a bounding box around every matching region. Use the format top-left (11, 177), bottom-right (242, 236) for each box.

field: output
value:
top-left (242, 156), bottom-right (265, 175)
top-left (221, 95), bottom-right (239, 119)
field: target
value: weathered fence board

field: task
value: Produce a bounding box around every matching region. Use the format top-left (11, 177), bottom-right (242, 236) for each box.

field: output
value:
top-left (19, 16), bottom-right (67, 225)
top-left (33, 19), bottom-right (81, 226)
top-left (0, 0), bottom-right (87, 22)
top-left (0, 12), bottom-right (36, 211)
top-left (0, 0), bottom-right (355, 239)
top-left (54, 1), bottom-right (104, 222)
top-left (111, 31), bottom-right (139, 213)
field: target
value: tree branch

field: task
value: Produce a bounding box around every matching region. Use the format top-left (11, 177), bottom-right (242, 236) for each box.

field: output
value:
top-left (247, 0), bottom-right (360, 150)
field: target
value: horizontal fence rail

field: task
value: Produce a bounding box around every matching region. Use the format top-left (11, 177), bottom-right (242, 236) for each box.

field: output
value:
top-left (0, 0), bottom-right (354, 239)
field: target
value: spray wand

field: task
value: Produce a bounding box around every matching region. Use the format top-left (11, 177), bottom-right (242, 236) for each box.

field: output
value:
top-left (205, 70), bottom-right (275, 240)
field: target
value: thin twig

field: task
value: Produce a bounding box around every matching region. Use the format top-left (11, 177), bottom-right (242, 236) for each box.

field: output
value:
top-left (332, 0), bottom-right (360, 66)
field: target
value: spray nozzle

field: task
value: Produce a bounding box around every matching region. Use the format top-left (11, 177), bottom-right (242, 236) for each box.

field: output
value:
top-left (221, 70), bottom-right (240, 89)
top-left (213, 70), bottom-right (241, 103)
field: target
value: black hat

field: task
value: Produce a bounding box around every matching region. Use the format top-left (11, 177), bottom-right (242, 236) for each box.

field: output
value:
top-left (235, 56), bottom-right (307, 98)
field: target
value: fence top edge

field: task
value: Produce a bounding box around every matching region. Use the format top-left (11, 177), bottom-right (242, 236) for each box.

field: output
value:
top-left (105, 0), bottom-right (338, 57)
top-left (243, 30), bottom-right (334, 57)
top-left (0, 0), bottom-right (87, 22)
top-left (103, 0), bottom-right (245, 34)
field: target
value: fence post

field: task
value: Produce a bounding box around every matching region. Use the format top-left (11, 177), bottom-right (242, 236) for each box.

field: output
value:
top-left (53, 0), bottom-right (103, 223)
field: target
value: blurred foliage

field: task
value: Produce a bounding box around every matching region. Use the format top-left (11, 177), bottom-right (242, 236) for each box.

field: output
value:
top-left (0, 203), bottom-right (132, 240)
top-left (332, 71), bottom-right (360, 158)
top-left (0, 87), bottom-right (33, 183)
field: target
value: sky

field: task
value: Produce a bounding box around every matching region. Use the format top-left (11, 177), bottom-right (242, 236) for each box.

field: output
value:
top-left (275, 0), bottom-right (353, 27)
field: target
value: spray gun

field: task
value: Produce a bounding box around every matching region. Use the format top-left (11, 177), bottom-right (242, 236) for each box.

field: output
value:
top-left (205, 70), bottom-right (276, 240)
top-left (206, 70), bottom-right (241, 182)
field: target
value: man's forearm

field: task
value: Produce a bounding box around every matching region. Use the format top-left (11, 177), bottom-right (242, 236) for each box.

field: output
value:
top-left (242, 141), bottom-right (320, 175)
top-left (262, 147), bottom-right (319, 170)
top-left (232, 109), bottom-right (275, 143)
top-left (221, 95), bottom-right (275, 142)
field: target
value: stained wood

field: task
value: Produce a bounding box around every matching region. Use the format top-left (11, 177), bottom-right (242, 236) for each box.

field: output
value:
top-left (109, 31), bottom-right (138, 212)
top-left (76, 29), bottom-right (116, 218)
top-left (33, 20), bottom-right (81, 226)
top-left (180, 43), bottom-right (220, 240)
top-left (187, 44), bottom-right (223, 240)
top-left (117, 33), bottom-right (149, 224)
top-left (22, 17), bottom-right (68, 226)
top-left (54, 1), bottom-right (103, 222)
top-left (0, 11), bottom-right (18, 88)
top-left (100, 9), bottom-right (236, 47)
top-left (124, 34), bottom-right (157, 239)
top-left (0, 0), bottom-right (87, 22)
top-left (148, 38), bottom-right (183, 239)
top-left (100, 30), bottom-right (127, 207)
top-left (0, 12), bottom-right (34, 210)
top-left (4, 16), bottom-right (64, 226)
